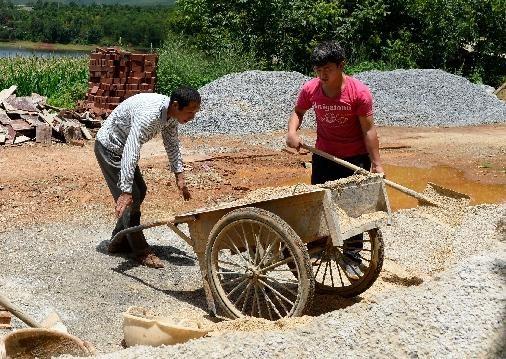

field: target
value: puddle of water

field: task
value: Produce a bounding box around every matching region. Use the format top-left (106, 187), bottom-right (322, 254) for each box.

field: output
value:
top-left (279, 165), bottom-right (506, 211)
top-left (384, 164), bottom-right (506, 210)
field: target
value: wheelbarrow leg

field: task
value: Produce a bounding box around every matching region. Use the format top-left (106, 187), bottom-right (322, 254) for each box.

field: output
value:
top-left (196, 253), bottom-right (217, 317)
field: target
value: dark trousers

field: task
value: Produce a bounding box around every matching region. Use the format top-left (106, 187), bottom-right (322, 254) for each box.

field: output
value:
top-left (311, 153), bottom-right (371, 260)
top-left (311, 153), bottom-right (371, 185)
top-left (94, 141), bottom-right (148, 255)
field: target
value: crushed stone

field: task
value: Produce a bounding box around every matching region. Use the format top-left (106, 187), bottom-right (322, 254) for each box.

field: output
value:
top-left (181, 69), bottom-right (505, 137)
top-left (1, 200), bottom-right (504, 358)
top-left (355, 69), bottom-right (506, 127)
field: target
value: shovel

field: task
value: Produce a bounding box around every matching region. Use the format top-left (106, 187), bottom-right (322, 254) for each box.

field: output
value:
top-left (0, 293), bottom-right (66, 332)
top-left (300, 143), bottom-right (470, 210)
top-left (0, 293), bottom-right (96, 356)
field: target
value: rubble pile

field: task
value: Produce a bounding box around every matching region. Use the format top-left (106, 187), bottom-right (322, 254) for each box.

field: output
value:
top-left (0, 85), bottom-right (99, 146)
top-left (81, 47), bottom-right (158, 118)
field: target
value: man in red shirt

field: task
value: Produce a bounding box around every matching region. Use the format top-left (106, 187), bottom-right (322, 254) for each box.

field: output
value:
top-left (286, 40), bottom-right (384, 280)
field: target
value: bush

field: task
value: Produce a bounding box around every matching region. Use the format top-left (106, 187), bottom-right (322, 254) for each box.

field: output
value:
top-left (156, 34), bottom-right (261, 95)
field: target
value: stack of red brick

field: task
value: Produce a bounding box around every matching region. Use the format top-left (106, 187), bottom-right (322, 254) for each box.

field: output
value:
top-left (83, 47), bottom-right (158, 117)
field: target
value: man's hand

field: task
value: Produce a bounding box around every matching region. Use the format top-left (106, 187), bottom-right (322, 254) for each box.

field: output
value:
top-left (175, 172), bottom-right (191, 201)
top-left (115, 192), bottom-right (133, 218)
top-left (371, 162), bottom-right (385, 175)
top-left (287, 109), bottom-right (305, 151)
top-left (286, 132), bottom-right (302, 150)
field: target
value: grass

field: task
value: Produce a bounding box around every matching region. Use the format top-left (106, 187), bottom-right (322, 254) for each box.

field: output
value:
top-left (0, 56), bottom-right (89, 108)
top-left (0, 38), bottom-right (260, 109)
top-left (0, 42), bottom-right (397, 110)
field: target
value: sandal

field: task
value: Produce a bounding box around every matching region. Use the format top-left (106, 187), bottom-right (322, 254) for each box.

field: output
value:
top-left (107, 238), bottom-right (132, 254)
top-left (135, 251), bottom-right (164, 269)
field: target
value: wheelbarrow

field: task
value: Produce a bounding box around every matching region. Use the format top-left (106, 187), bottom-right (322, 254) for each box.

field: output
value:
top-left (112, 174), bottom-right (391, 320)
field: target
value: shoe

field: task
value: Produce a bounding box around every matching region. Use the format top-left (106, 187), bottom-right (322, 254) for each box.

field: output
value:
top-left (107, 238), bottom-right (132, 254)
top-left (358, 261), bottom-right (369, 272)
top-left (135, 251), bottom-right (164, 269)
top-left (338, 257), bottom-right (364, 281)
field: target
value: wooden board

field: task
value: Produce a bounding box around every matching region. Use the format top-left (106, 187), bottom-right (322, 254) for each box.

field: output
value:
top-left (0, 110), bottom-right (10, 125)
top-left (80, 126), bottom-right (93, 140)
top-left (5, 125), bottom-right (16, 144)
top-left (20, 114), bottom-right (42, 127)
top-left (0, 85), bottom-right (16, 103)
top-left (39, 111), bottom-right (57, 130)
top-left (36, 124), bottom-right (52, 144)
top-left (61, 121), bottom-right (82, 143)
top-left (6, 96), bottom-right (39, 112)
top-left (13, 135), bottom-right (31, 144)
top-left (9, 119), bottom-right (33, 132)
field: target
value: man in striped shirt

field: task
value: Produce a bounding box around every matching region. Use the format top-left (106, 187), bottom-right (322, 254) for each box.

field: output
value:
top-left (95, 87), bottom-right (201, 268)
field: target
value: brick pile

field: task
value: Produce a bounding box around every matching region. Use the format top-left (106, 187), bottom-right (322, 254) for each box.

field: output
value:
top-left (84, 47), bottom-right (158, 117)
top-left (0, 306), bottom-right (12, 328)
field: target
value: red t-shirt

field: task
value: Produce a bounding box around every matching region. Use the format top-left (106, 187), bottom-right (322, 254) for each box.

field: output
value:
top-left (296, 76), bottom-right (373, 158)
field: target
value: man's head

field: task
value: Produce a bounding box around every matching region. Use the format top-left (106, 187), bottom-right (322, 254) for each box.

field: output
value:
top-left (311, 41), bottom-right (346, 83)
top-left (168, 86), bottom-right (201, 124)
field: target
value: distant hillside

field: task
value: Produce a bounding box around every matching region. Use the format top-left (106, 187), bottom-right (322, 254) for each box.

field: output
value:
top-left (12, 0), bottom-right (175, 5)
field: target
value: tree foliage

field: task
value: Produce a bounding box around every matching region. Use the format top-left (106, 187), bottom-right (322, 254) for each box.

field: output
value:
top-left (175, 0), bottom-right (506, 85)
top-left (0, 0), bottom-right (176, 48)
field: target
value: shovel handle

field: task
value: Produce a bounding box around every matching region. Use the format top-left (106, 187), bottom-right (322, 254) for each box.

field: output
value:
top-left (0, 293), bottom-right (42, 328)
top-left (300, 143), bottom-right (438, 205)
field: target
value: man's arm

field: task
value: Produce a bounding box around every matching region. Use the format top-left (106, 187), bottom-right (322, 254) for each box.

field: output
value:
top-left (359, 115), bottom-right (384, 174)
top-left (286, 107), bottom-right (307, 149)
top-left (161, 122), bottom-right (190, 200)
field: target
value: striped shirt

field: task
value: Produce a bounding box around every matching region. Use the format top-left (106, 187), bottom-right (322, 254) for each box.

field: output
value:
top-left (96, 93), bottom-right (183, 193)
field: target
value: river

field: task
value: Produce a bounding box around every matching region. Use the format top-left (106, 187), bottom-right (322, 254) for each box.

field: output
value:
top-left (0, 45), bottom-right (89, 58)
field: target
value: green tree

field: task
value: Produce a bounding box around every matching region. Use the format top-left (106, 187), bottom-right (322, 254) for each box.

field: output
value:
top-left (175, 0), bottom-right (505, 85)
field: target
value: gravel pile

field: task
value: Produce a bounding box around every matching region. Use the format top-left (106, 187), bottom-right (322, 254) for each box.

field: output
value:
top-left (94, 245), bottom-right (506, 359)
top-left (181, 71), bottom-right (315, 136)
top-left (382, 204), bottom-right (505, 275)
top-left (355, 69), bottom-right (506, 127)
top-left (182, 69), bottom-right (505, 136)
top-left (1, 204), bottom-right (504, 358)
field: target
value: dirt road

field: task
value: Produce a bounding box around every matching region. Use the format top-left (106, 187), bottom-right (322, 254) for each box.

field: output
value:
top-left (0, 125), bottom-right (505, 357)
top-left (1, 125), bottom-right (504, 230)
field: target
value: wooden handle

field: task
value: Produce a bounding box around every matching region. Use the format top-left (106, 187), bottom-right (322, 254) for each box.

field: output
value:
top-left (300, 143), bottom-right (438, 205)
top-left (0, 293), bottom-right (42, 328)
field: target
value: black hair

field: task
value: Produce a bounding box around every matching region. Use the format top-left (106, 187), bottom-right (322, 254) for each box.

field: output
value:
top-left (310, 41), bottom-right (346, 67)
top-left (169, 86), bottom-right (201, 109)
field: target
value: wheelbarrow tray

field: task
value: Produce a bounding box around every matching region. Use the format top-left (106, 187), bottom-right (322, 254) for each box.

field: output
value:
top-left (175, 174), bottom-right (391, 250)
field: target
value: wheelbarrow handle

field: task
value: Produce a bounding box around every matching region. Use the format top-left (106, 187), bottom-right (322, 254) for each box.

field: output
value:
top-left (0, 293), bottom-right (42, 328)
top-left (300, 143), bottom-right (438, 205)
top-left (110, 218), bottom-right (193, 246)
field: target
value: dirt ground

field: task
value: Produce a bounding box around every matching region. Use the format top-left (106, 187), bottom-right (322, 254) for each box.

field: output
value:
top-left (0, 124), bottom-right (505, 230)
top-left (0, 124), bottom-right (505, 357)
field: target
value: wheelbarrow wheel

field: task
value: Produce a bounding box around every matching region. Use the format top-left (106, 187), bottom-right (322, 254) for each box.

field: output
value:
top-left (206, 207), bottom-right (314, 320)
top-left (310, 228), bottom-right (384, 297)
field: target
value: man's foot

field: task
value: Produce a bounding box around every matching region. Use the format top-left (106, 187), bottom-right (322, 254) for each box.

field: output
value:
top-left (107, 238), bottom-right (131, 254)
top-left (135, 251), bottom-right (164, 269)
top-left (338, 257), bottom-right (364, 281)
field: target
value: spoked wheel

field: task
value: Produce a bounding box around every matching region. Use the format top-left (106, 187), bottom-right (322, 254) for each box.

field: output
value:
top-left (311, 228), bottom-right (384, 297)
top-left (206, 207), bottom-right (314, 320)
